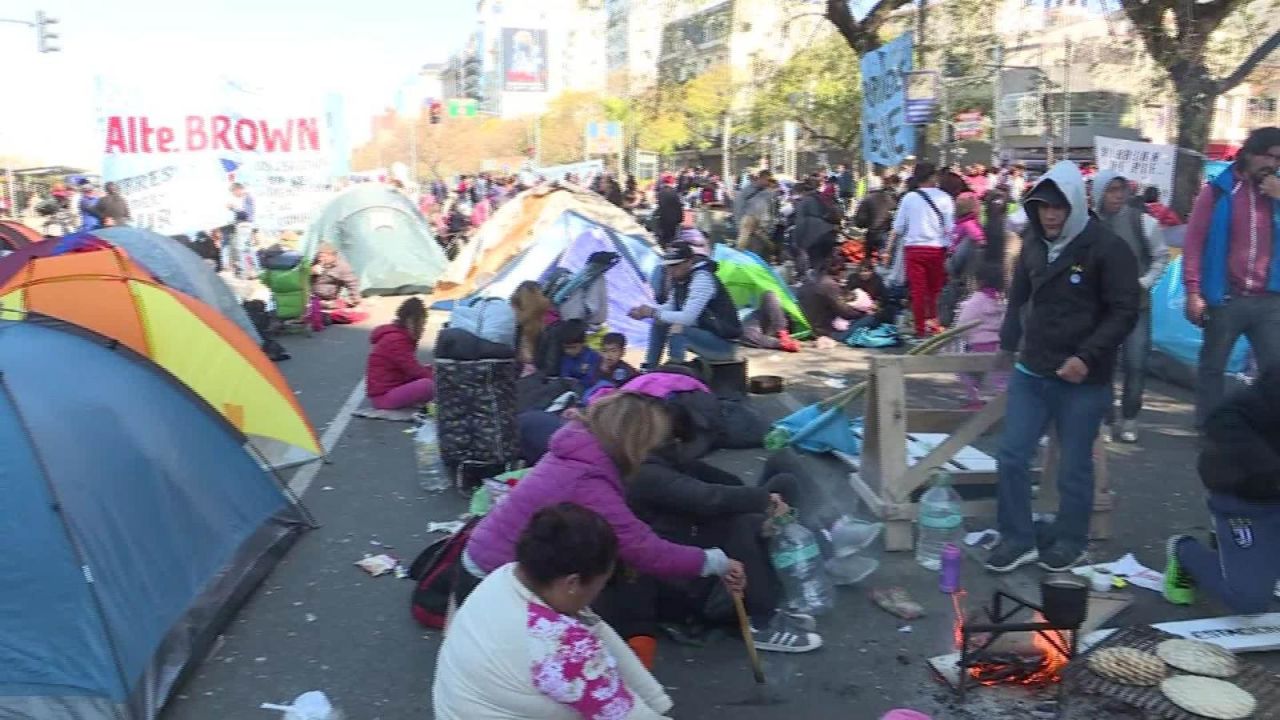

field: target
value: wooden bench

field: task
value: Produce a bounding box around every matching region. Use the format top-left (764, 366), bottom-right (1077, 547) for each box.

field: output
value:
top-left (845, 352), bottom-right (1113, 551)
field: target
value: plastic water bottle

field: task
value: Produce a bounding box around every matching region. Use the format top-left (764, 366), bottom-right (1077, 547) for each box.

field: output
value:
top-left (770, 511), bottom-right (835, 615)
top-left (915, 469), bottom-right (964, 570)
top-left (414, 417), bottom-right (449, 493)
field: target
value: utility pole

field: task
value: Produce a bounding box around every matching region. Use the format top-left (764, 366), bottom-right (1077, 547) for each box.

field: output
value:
top-left (1060, 38), bottom-right (1072, 164)
top-left (991, 45), bottom-right (1003, 167)
top-left (721, 113), bottom-right (731, 185)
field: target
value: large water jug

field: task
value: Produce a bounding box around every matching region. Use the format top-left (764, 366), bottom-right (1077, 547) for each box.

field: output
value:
top-left (414, 416), bottom-right (449, 493)
top-left (915, 469), bottom-right (964, 570)
top-left (770, 512), bottom-right (835, 614)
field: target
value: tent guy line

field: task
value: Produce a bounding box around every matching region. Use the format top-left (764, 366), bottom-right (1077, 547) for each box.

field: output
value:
top-left (288, 378), bottom-right (366, 498)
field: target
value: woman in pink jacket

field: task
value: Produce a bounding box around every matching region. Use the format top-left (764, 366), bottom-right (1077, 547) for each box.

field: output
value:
top-left (365, 298), bottom-right (435, 410)
top-left (460, 392), bottom-right (745, 662)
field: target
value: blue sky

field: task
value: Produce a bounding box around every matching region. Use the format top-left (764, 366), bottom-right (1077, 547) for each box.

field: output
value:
top-left (0, 0), bottom-right (477, 167)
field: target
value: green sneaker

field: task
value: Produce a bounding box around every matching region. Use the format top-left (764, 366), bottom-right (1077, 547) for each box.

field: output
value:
top-left (1163, 535), bottom-right (1196, 606)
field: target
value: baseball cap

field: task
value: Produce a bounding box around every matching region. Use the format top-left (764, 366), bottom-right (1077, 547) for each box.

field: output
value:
top-left (661, 241), bottom-right (697, 265)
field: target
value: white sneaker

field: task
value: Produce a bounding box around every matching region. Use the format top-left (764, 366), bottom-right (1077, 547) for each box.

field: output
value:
top-left (1118, 419), bottom-right (1138, 444)
top-left (752, 614), bottom-right (823, 653)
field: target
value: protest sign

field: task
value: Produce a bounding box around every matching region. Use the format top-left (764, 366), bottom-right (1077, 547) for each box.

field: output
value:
top-left (97, 76), bottom-right (348, 235)
top-left (1094, 136), bottom-right (1176, 202)
top-left (861, 33), bottom-right (914, 166)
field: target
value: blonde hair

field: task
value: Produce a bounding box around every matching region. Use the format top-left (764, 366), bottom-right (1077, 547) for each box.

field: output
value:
top-left (584, 392), bottom-right (670, 478)
top-left (511, 280), bottom-right (551, 361)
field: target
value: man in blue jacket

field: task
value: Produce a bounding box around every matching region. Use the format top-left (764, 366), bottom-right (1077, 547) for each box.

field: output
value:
top-left (986, 161), bottom-right (1141, 574)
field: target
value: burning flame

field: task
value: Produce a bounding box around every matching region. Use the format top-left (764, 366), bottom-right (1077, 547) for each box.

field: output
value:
top-left (951, 591), bottom-right (1070, 687)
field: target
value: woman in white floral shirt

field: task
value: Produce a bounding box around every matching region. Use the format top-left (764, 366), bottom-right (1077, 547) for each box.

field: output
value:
top-left (433, 503), bottom-right (673, 719)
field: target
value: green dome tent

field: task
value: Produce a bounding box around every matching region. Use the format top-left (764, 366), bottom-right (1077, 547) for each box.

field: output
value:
top-left (302, 184), bottom-right (447, 296)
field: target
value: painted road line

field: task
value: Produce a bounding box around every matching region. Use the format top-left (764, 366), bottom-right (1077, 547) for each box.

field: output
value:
top-left (288, 378), bottom-right (366, 497)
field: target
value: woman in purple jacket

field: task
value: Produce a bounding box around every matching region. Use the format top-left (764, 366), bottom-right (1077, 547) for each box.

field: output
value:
top-left (460, 392), bottom-right (745, 662)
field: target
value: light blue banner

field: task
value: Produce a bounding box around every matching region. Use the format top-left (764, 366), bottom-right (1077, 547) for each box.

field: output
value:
top-left (861, 32), bottom-right (914, 167)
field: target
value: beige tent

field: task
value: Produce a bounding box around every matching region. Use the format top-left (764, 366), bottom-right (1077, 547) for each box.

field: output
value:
top-left (432, 182), bottom-right (652, 301)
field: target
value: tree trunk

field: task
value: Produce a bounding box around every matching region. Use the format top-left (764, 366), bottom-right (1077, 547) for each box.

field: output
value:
top-left (1171, 76), bottom-right (1217, 215)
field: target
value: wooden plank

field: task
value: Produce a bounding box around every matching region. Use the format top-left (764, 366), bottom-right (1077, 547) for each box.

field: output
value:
top-left (871, 361), bottom-right (908, 502)
top-left (846, 470), bottom-right (890, 519)
top-left (871, 352), bottom-right (1001, 374)
top-left (858, 372), bottom-right (884, 494)
top-left (893, 392), bottom-right (1008, 501)
top-left (906, 408), bottom-right (1004, 434)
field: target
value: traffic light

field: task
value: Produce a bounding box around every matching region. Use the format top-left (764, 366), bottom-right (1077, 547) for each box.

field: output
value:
top-left (429, 101), bottom-right (443, 125)
top-left (36, 11), bottom-right (60, 53)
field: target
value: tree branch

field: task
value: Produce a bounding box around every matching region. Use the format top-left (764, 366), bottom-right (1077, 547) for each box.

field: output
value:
top-left (826, 0), bottom-right (914, 56)
top-left (1216, 29), bottom-right (1280, 93)
top-left (1118, 0), bottom-right (1181, 71)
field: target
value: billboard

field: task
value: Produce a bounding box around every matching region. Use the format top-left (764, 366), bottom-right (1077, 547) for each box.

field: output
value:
top-left (97, 76), bottom-right (347, 235)
top-left (503, 28), bottom-right (548, 92)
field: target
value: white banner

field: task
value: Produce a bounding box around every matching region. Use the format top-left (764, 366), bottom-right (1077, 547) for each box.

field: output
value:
top-left (97, 76), bottom-right (348, 236)
top-left (1094, 136), bottom-right (1176, 202)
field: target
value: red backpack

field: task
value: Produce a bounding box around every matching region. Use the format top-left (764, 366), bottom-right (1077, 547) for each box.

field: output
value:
top-left (408, 518), bottom-right (480, 629)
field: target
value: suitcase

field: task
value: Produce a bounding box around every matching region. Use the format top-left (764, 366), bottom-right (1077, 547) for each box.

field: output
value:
top-left (434, 358), bottom-right (520, 470)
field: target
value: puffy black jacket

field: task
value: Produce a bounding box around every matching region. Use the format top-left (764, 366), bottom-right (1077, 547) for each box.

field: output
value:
top-left (672, 260), bottom-right (743, 340)
top-left (628, 452), bottom-right (769, 546)
top-left (1199, 373), bottom-right (1280, 502)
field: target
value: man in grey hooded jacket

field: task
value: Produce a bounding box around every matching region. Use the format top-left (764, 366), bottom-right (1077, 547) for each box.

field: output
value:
top-left (1091, 170), bottom-right (1169, 443)
top-left (987, 161), bottom-right (1141, 574)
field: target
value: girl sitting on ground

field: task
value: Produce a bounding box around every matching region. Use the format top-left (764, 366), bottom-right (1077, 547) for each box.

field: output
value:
top-left (434, 503), bottom-right (674, 719)
top-left (365, 298), bottom-right (434, 410)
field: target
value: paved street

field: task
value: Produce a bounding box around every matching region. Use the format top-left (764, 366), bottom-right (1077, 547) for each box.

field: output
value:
top-left (163, 300), bottom-right (1278, 720)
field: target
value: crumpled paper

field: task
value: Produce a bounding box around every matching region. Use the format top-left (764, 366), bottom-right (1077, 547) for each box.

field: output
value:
top-left (1071, 553), bottom-right (1163, 593)
top-left (354, 554), bottom-right (401, 577)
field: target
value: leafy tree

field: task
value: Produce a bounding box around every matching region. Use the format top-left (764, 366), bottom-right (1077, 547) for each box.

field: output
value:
top-left (1118, 0), bottom-right (1280, 207)
top-left (746, 32), bottom-right (863, 157)
top-left (681, 64), bottom-right (739, 150)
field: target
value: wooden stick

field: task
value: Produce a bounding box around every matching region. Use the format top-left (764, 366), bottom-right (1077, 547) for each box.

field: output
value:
top-left (732, 593), bottom-right (766, 685)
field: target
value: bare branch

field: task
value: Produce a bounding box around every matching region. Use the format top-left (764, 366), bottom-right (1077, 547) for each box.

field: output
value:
top-left (1217, 28), bottom-right (1280, 92)
top-left (825, 0), bottom-right (914, 56)
top-left (1118, 0), bottom-right (1181, 71)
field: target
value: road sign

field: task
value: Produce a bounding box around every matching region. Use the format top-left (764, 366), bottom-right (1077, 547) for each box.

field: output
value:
top-left (905, 71), bottom-right (938, 125)
top-left (447, 98), bottom-right (478, 118)
top-left (585, 121), bottom-right (623, 155)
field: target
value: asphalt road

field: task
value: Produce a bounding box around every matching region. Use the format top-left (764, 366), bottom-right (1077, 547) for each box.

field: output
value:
top-left (163, 304), bottom-right (1279, 720)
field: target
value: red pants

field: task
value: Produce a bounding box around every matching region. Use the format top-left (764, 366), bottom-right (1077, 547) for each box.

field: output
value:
top-left (905, 246), bottom-right (947, 334)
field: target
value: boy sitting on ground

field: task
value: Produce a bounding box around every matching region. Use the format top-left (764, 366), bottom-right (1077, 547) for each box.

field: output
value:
top-left (596, 332), bottom-right (638, 386)
top-left (555, 320), bottom-right (601, 391)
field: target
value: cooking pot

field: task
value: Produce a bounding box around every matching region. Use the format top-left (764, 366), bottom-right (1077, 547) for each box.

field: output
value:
top-left (1040, 573), bottom-right (1089, 628)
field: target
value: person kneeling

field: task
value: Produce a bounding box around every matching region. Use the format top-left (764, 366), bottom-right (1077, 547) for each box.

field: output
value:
top-left (1164, 372), bottom-right (1280, 613)
top-left (366, 298), bottom-right (435, 410)
top-left (624, 444), bottom-right (823, 653)
top-left (434, 503), bottom-right (674, 719)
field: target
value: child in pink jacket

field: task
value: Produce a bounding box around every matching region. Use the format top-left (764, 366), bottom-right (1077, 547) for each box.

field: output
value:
top-left (951, 263), bottom-right (1008, 408)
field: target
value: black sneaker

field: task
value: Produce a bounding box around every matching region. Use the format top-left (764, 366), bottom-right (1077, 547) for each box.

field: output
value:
top-left (984, 542), bottom-right (1039, 573)
top-left (1038, 543), bottom-right (1088, 572)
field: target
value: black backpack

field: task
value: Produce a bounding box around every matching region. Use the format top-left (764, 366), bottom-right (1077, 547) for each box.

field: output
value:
top-left (408, 517), bottom-right (480, 630)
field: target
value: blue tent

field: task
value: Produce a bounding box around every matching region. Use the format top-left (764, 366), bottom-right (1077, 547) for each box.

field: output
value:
top-left (302, 184), bottom-right (448, 296)
top-left (0, 315), bottom-right (308, 719)
top-left (1152, 256), bottom-right (1250, 373)
top-left (445, 210), bottom-right (661, 347)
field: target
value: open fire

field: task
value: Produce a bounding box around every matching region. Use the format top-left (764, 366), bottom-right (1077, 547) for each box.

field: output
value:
top-left (951, 591), bottom-right (1072, 688)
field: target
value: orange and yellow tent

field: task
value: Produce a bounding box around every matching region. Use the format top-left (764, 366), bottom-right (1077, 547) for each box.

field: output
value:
top-left (0, 245), bottom-right (321, 469)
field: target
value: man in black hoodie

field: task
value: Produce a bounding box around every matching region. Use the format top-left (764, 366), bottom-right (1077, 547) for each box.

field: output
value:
top-left (985, 161), bottom-right (1140, 574)
top-left (1164, 372), bottom-right (1280, 613)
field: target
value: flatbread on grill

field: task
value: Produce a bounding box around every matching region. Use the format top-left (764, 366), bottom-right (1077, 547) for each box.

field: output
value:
top-left (1086, 647), bottom-right (1167, 686)
top-left (1156, 639), bottom-right (1240, 678)
top-left (1160, 675), bottom-right (1255, 719)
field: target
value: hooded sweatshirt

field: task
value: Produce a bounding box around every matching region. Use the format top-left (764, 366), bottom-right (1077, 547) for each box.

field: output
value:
top-left (366, 324), bottom-right (433, 397)
top-left (1090, 169), bottom-right (1169, 290)
top-left (465, 423), bottom-right (714, 580)
top-left (1000, 161), bottom-right (1141, 384)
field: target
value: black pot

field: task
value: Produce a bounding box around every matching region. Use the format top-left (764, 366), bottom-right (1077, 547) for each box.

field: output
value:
top-left (1040, 573), bottom-right (1089, 628)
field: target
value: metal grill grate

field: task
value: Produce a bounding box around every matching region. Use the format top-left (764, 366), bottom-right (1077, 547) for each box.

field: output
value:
top-left (1063, 625), bottom-right (1280, 720)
